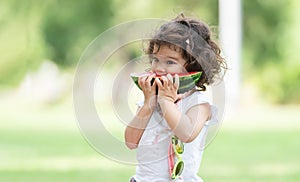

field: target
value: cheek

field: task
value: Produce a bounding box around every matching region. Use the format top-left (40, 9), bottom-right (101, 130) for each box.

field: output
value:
top-left (181, 62), bottom-right (188, 72)
top-left (176, 64), bottom-right (187, 72)
top-left (167, 65), bottom-right (186, 74)
top-left (181, 67), bottom-right (188, 72)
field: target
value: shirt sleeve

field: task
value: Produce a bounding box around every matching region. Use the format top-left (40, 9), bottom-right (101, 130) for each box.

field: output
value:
top-left (182, 92), bottom-right (211, 113)
top-left (182, 92), bottom-right (219, 126)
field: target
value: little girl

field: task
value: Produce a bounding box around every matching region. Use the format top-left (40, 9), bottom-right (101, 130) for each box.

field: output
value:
top-left (125, 13), bottom-right (227, 182)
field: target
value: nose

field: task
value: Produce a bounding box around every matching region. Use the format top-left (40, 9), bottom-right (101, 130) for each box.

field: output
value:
top-left (151, 61), bottom-right (166, 75)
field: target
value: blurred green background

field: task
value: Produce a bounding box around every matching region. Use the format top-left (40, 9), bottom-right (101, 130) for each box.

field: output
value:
top-left (1, 0), bottom-right (299, 181)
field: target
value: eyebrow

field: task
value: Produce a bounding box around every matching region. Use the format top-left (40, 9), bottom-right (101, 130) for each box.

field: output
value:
top-left (152, 54), bottom-right (180, 61)
top-left (166, 55), bottom-right (180, 60)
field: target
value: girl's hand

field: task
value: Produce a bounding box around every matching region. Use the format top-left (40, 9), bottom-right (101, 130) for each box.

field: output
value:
top-left (138, 73), bottom-right (157, 108)
top-left (155, 74), bottom-right (179, 103)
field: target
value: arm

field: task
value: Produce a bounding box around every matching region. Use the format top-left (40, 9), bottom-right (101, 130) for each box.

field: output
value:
top-left (158, 99), bottom-right (210, 143)
top-left (124, 73), bottom-right (157, 150)
top-left (124, 104), bottom-right (154, 149)
top-left (155, 74), bottom-right (210, 143)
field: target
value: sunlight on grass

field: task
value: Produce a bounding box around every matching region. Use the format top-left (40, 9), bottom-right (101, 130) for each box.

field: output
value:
top-left (0, 156), bottom-right (131, 171)
top-left (1, 91), bottom-right (300, 181)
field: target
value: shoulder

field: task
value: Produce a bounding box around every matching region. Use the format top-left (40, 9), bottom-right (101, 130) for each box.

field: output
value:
top-left (174, 91), bottom-right (212, 125)
top-left (185, 100), bottom-right (211, 121)
top-left (181, 91), bottom-right (211, 110)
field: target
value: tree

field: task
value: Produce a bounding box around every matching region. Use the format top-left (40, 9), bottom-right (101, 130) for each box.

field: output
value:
top-left (242, 0), bottom-right (300, 103)
top-left (42, 0), bottom-right (114, 66)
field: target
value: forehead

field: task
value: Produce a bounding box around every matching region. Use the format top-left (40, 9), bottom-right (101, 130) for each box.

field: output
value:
top-left (153, 44), bottom-right (184, 60)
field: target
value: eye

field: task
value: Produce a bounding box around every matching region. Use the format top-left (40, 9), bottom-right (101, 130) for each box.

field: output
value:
top-left (150, 57), bottom-right (159, 64)
top-left (167, 60), bottom-right (176, 65)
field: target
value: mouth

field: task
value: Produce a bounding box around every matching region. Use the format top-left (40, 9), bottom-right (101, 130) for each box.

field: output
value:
top-left (153, 72), bottom-right (167, 76)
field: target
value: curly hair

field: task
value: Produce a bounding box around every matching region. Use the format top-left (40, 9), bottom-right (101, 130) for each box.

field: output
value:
top-left (145, 13), bottom-right (227, 91)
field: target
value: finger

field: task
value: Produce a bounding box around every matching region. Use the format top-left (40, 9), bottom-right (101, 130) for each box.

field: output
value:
top-left (161, 76), bottom-right (168, 87)
top-left (146, 73), bottom-right (156, 86)
top-left (151, 78), bottom-right (157, 87)
top-left (174, 74), bottom-right (179, 89)
top-left (155, 77), bottom-right (163, 89)
top-left (147, 74), bottom-right (157, 92)
top-left (146, 73), bottom-right (155, 81)
top-left (138, 75), bottom-right (147, 89)
top-left (166, 74), bottom-right (173, 86)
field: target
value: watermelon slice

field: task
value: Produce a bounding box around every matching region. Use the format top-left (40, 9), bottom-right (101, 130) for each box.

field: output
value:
top-left (130, 71), bottom-right (202, 94)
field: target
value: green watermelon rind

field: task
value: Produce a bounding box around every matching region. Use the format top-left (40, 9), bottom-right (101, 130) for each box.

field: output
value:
top-left (130, 72), bottom-right (202, 94)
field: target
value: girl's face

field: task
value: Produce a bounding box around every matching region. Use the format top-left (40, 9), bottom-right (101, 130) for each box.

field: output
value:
top-left (150, 44), bottom-right (187, 75)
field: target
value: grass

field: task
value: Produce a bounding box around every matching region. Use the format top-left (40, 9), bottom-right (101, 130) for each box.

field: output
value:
top-left (1, 94), bottom-right (300, 182)
top-left (200, 129), bottom-right (300, 182)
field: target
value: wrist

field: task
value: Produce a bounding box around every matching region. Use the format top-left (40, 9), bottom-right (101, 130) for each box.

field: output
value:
top-left (158, 96), bottom-right (176, 104)
top-left (157, 97), bottom-right (176, 116)
top-left (140, 104), bottom-right (153, 114)
top-left (144, 97), bottom-right (157, 109)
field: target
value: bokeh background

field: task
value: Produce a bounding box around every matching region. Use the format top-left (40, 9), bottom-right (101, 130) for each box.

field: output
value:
top-left (1, 0), bottom-right (299, 181)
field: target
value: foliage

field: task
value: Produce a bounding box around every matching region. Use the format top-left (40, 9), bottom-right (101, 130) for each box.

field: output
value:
top-left (0, 0), bottom-right (299, 103)
top-left (243, 0), bottom-right (289, 67)
top-left (0, 0), bottom-right (218, 85)
top-left (258, 63), bottom-right (300, 104)
top-left (0, 1), bottom-right (48, 85)
top-left (243, 0), bottom-right (300, 104)
top-left (41, 0), bottom-right (114, 67)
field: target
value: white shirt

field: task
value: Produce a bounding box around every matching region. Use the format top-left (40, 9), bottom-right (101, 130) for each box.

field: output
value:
top-left (133, 91), bottom-right (218, 182)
